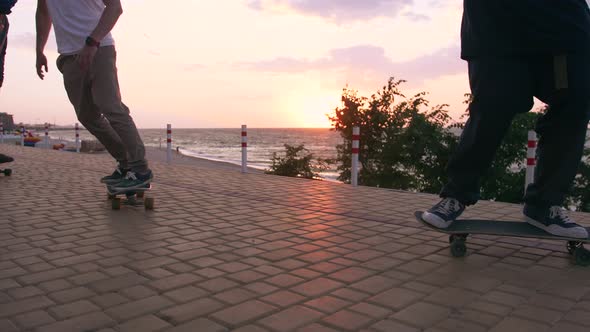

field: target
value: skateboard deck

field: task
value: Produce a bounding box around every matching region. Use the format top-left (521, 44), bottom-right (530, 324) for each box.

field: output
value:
top-left (414, 211), bottom-right (590, 266)
top-left (106, 184), bottom-right (154, 210)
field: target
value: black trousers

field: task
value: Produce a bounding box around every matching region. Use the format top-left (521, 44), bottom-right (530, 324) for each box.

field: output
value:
top-left (441, 53), bottom-right (590, 207)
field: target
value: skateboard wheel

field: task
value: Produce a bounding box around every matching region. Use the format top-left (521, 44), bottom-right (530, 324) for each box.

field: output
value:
top-left (574, 247), bottom-right (590, 267)
top-left (4, 169), bottom-right (11, 176)
top-left (567, 241), bottom-right (582, 255)
top-left (112, 198), bottom-right (121, 210)
top-left (136, 191), bottom-right (145, 198)
top-left (144, 197), bottom-right (154, 210)
top-left (450, 241), bottom-right (467, 258)
top-left (449, 234), bottom-right (468, 244)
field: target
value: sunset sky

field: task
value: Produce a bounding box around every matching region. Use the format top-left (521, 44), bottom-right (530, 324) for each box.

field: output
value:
top-left (1, 0), bottom-right (471, 128)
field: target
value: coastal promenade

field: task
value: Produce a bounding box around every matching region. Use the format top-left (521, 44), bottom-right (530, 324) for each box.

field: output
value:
top-left (1, 144), bottom-right (590, 332)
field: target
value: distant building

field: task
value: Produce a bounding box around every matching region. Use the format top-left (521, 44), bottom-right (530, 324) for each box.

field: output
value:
top-left (0, 113), bottom-right (15, 132)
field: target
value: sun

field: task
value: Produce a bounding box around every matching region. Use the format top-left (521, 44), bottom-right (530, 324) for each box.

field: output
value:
top-left (283, 91), bottom-right (339, 128)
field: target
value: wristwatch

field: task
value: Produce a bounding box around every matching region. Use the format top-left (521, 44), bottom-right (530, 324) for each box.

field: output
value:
top-left (85, 36), bottom-right (100, 48)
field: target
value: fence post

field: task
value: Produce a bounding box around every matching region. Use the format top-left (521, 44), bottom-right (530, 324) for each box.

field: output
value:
top-left (241, 125), bottom-right (247, 173)
top-left (45, 123), bottom-right (50, 149)
top-left (20, 125), bottom-right (25, 146)
top-left (166, 124), bottom-right (172, 164)
top-left (351, 126), bottom-right (360, 187)
top-left (525, 130), bottom-right (537, 192)
top-left (75, 123), bottom-right (80, 153)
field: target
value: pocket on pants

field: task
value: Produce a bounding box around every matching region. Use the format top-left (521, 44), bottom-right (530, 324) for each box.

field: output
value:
top-left (56, 55), bottom-right (75, 74)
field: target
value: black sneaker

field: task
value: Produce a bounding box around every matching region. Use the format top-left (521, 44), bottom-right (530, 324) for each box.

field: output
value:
top-left (111, 170), bottom-right (153, 191)
top-left (422, 198), bottom-right (466, 229)
top-left (0, 154), bottom-right (14, 164)
top-left (524, 205), bottom-right (588, 239)
top-left (100, 167), bottom-right (128, 185)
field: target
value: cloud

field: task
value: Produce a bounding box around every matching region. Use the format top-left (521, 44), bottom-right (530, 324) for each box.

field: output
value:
top-left (247, 0), bottom-right (414, 22)
top-left (239, 44), bottom-right (464, 85)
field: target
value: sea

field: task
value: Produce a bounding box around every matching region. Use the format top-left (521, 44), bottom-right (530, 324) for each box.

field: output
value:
top-left (46, 128), bottom-right (344, 180)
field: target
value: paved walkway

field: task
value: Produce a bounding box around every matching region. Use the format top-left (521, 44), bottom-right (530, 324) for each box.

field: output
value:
top-left (1, 144), bottom-right (590, 332)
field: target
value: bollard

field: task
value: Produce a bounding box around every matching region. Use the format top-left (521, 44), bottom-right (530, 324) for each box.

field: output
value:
top-left (351, 126), bottom-right (360, 187)
top-left (525, 130), bottom-right (537, 192)
top-left (241, 125), bottom-right (247, 173)
top-left (75, 123), bottom-right (80, 153)
top-left (45, 123), bottom-right (50, 149)
top-left (166, 124), bottom-right (172, 164)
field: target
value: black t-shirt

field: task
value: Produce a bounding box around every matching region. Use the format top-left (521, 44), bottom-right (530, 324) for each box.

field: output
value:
top-left (461, 0), bottom-right (590, 59)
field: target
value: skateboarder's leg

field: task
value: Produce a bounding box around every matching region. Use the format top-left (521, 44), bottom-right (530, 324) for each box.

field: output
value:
top-left (526, 54), bottom-right (590, 207)
top-left (522, 54), bottom-right (590, 238)
top-left (423, 57), bottom-right (534, 228)
top-left (442, 57), bottom-right (535, 204)
top-left (91, 46), bottom-right (152, 190)
top-left (56, 54), bottom-right (128, 170)
top-left (91, 47), bottom-right (148, 174)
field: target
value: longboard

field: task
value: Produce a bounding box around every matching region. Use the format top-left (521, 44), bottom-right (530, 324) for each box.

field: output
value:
top-left (414, 211), bottom-right (590, 266)
top-left (106, 184), bottom-right (154, 210)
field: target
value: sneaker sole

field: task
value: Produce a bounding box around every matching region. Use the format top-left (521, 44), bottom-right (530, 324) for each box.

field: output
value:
top-left (421, 211), bottom-right (452, 229)
top-left (101, 179), bottom-right (124, 185)
top-left (525, 217), bottom-right (588, 239)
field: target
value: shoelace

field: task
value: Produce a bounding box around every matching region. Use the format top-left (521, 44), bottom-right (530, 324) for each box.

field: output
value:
top-left (433, 198), bottom-right (460, 215)
top-left (124, 171), bottom-right (137, 181)
top-left (549, 206), bottom-right (573, 224)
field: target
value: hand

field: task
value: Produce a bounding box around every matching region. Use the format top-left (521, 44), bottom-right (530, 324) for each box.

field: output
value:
top-left (36, 53), bottom-right (48, 80)
top-left (77, 45), bottom-right (98, 72)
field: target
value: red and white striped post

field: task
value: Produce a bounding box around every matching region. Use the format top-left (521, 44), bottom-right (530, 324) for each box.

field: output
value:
top-left (241, 125), bottom-right (247, 173)
top-left (351, 126), bottom-right (360, 187)
top-left (20, 125), bottom-right (25, 146)
top-left (75, 122), bottom-right (80, 153)
top-left (0, 121), bottom-right (3, 144)
top-left (166, 124), bottom-right (172, 164)
top-left (44, 123), bottom-right (50, 149)
top-left (525, 130), bottom-right (537, 192)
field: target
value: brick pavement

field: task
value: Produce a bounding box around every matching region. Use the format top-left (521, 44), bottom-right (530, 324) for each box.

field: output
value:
top-left (1, 144), bottom-right (590, 331)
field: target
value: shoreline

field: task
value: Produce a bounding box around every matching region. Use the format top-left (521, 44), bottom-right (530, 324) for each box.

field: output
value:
top-left (144, 146), bottom-right (265, 174)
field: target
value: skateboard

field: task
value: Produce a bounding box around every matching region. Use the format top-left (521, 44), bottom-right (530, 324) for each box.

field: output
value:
top-left (414, 211), bottom-right (590, 266)
top-left (106, 184), bottom-right (154, 210)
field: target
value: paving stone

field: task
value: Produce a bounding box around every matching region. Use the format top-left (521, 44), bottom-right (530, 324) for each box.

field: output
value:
top-left (159, 297), bottom-right (225, 324)
top-left (49, 299), bottom-right (100, 319)
top-left (489, 317), bottom-right (550, 332)
top-left (35, 312), bottom-right (115, 332)
top-left (259, 305), bottom-right (324, 331)
top-left (13, 310), bottom-right (56, 329)
top-left (212, 300), bottom-right (277, 327)
top-left (105, 295), bottom-right (174, 321)
top-left (323, 309), bottom-right (374, 331)
top-left (116, 315), bottom-right (171, 332)
top-left (392, 302), bottom-right (451, 328)
top-left (165, 318), bottom-right (228, 332)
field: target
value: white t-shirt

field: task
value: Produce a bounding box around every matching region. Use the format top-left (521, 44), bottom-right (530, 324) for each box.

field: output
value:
top-left (46, 0), bottom-right (115, 55)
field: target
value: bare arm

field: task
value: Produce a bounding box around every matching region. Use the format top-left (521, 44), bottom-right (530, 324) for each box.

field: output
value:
top-left (90, 0), bottom-right (123, 43)
top-left (35, 0), bottom-right (52, 79)
top-left (77, 0), bottom-right (122, 71)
